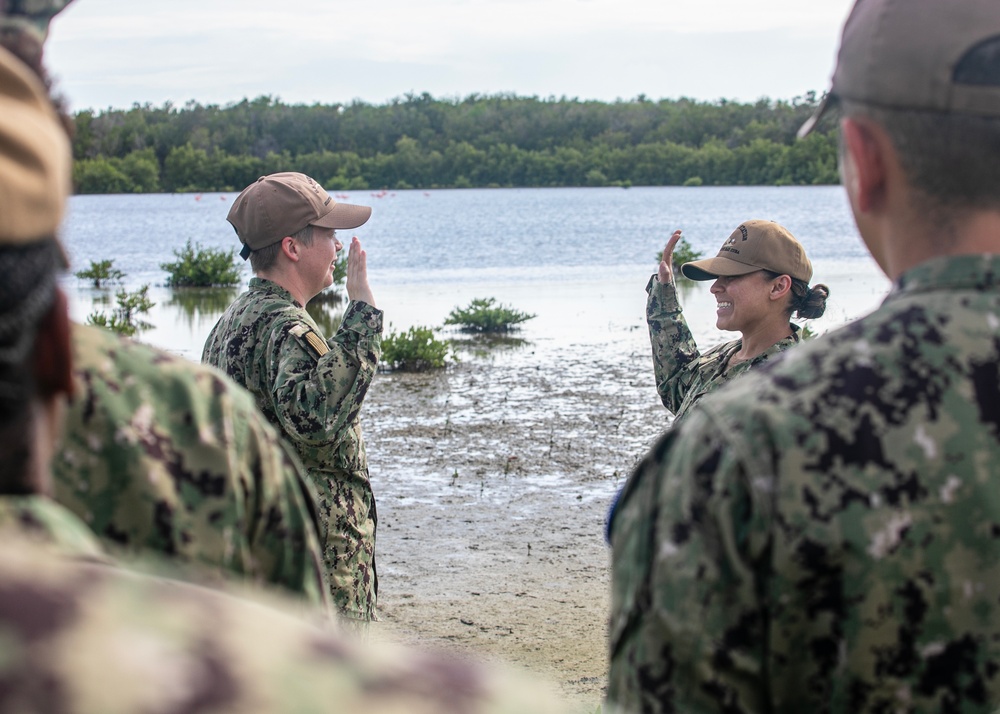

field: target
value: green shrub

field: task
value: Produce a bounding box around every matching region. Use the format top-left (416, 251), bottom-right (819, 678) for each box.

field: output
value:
top-left (444, 297), bottom-right (536, 333)
top-left (87, 284), bottom-right (155, 337)
top-left (333, 253), bottom-right (347, 286)
top-left (74, 258), bottom-right (124, 288)
top-left (161, 240), bottom-right (242, 287)
top-left (683, 176), bottom-right (704, 187)
top-left (381, 325), bottom-right (452, 371)
top-left (656, 238), bottom-right (703, 283)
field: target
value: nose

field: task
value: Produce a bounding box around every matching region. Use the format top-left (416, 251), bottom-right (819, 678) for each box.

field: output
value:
top-left (710, 278), bottom-right (724, 294)
top-left (334, 238), bottom-right (343, 251)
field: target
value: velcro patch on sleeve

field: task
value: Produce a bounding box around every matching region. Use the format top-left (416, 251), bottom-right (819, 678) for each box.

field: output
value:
top-left (289, 324), bottom-right (330, 357)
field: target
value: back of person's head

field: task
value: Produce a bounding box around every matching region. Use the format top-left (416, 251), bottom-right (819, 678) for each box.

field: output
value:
top-left (0, 43), bottom-right (73, 493)
top-left (800, 0), bottom-right (1000, 220)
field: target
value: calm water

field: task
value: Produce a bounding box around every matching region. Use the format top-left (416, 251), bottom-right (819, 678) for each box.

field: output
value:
top-left (59, 185), bottom-right (890, 361)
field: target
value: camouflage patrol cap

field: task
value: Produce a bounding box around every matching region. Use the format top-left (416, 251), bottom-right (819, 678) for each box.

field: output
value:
top-left (0, 43), bottom-right (71, 244)
top-left (681, 220), bottom-right (813, 283)
top-left (227, 172), bottom-right (372, 260)
top-left (799, 0), bottom-right (1000, 138)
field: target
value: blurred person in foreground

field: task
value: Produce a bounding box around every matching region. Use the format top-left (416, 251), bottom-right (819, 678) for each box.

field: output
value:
top-left (1, 0), bottom-right (330, 609)
top-left (648, 220), bottom-right (828, 424)
top-left (608, 0), bottom-right (1000, 711)
top-left (203, 172), bottom-right (383, 623)
top-left (0, 17), bottom-right (574, 714)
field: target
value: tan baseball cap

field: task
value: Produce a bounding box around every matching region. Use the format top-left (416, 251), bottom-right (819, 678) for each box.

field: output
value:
top-left (680, 220), bottom-right (813, 283)
top-left (0, 45), bottom-right (71, 245)
top-left (227, 172), bottom-right (372, 260)
top-left (799, 0), bottom-right (1000, 138)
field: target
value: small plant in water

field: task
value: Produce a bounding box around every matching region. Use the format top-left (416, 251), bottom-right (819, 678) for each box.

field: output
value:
top-left (445, 297), bottom-right (535, 333)
top-left (657, 237), bottom-right (703, 284)
top-left (161, 240), bottom-right (242, 287)
top-left (87, 284), bottom-right (155, 337)
top-left (381, 325), bottom-right (453, 371)
top-left (74, 258), bottom-right (124, 288)
top-left (799, 323), bottom-right (819, 341)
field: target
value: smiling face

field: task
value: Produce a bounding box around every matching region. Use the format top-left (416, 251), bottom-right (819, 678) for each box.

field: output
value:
top-left (298, 226), bottom-right (343, 300)
top-left (710, 271), bottom-right (785, 334)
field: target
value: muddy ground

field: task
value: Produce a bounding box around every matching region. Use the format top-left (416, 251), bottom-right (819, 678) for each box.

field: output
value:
top-left (363, 334), bottom-right (667, 710)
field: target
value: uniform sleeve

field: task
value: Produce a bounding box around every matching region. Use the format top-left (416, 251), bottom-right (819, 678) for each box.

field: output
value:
top-left (646, 274), bottom-right (703, 414)
top-left (233, 399), bottom-right (332, 612)
top-left (607, 403), bottom-right (774, 714)
top-left (56, 324), bottom-right (331, 608)
top-left (268, 300), bottom-right (382, 451)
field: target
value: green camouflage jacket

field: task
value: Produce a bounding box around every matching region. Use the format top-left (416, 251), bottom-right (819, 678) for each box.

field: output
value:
top-left (646, 274), bottom-right (800, 423)
top-left (202, 277), bottom-right (383, 620)
top-left (0, 495), bottom-right (106, 560)
top-left (53, 323), bottom-right (329, 609)
top-left (0, 503), bottom-right (573, 714)
top-left (611, 254), bottom-right (1000, 713)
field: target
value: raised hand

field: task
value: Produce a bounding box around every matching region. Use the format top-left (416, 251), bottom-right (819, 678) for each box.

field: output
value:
top-left (346, 236), bottom-right (376, 307)
top-left (658, 229), bottom-right (683, 285)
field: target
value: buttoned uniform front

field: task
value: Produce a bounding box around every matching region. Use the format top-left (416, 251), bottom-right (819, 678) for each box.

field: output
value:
top-left (610, 254), bottom-right (1000, 713)
top-left (646, 274), bottom-right (800, 423)
top-left (203, 277), bottom-right (383, 621)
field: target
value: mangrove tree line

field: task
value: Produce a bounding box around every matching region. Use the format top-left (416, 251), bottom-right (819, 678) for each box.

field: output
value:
top-left (71, 91), bottom-right (840, 194)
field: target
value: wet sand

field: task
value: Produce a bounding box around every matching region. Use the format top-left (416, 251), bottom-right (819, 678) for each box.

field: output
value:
top-left (365, 342), bottom-right (663, 709)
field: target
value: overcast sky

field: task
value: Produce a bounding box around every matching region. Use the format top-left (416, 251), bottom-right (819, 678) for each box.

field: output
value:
top-left (45, 0), bottom-right (855, 112)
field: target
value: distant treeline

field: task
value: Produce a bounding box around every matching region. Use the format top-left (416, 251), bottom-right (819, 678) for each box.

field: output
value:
top-left (70, 92), bottom-right (840, 194)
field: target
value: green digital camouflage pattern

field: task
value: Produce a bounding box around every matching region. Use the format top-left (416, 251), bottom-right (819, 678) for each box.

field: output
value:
top-left (0, 519), bottom-right (572, 714)
top-left (646, 274), bottom-right (800, 422)
top-left (202, 277), bottom-right (383, 621)
top-left (53, 322), bottom-right (329, 609)
top-left (609, 254), bottom-right (1000, 713)
top-left (0, 495), bottom-right (106, 560)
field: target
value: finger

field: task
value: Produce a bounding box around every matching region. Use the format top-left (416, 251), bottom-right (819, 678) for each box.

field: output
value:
top-left (666, 229), bottom-right (682, 253)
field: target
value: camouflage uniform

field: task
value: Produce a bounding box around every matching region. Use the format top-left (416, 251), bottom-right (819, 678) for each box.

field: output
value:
top-left (0, 495), bottom-right (106, 560)
top-left (53, 322), bottom-right (329, 608)
top-left (609, 254), bottom-right (1000, 713)
top-left (203, 277), bottom-right (383, 621)
top-left (0, 501), bottom-right (571, 714)
top-left (647, 274), bottom-right (800, 422)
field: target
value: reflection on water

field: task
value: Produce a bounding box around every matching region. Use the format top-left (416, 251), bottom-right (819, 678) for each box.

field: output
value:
top-left (306, 301), bottom-right (345, 336)
top-left (450, 332), bottom-right (531, 361)
top-left (167, 287), bottom-right (239, 328)
top-left (307, 288), bottom-right (346, 335)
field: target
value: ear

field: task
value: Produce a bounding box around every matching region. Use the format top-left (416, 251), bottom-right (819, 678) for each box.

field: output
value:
top-left (841, 116), bottom-right (888, 214)
top-left (279, 236), bottom-right (300, 262)
top-left (33, 289), bottom-right (74, 399)
top-left (769, 274), bottom-right (792, 302)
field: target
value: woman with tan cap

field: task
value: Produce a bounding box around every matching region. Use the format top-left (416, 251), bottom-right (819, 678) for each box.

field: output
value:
top-left (647, 219), bottom-right (829, 423)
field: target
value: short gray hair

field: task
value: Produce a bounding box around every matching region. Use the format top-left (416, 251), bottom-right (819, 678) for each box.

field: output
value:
top-left (841, 99), bottom-right (1000, 225)
top-left (249, 224), bottom-right (315, 273)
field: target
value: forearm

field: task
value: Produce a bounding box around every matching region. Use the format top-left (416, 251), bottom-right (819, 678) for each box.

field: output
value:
top-left (646, 274), bottom-right (701, 412)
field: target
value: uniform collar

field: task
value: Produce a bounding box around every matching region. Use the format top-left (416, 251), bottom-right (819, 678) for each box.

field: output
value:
top-left (889, 254), bottom-right (1000, 301)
